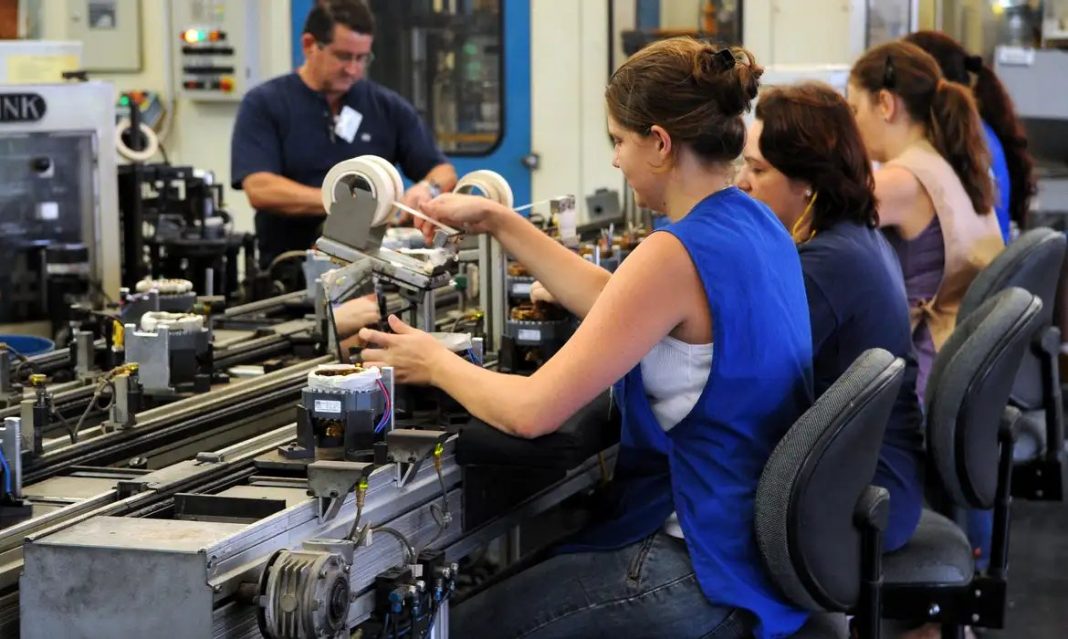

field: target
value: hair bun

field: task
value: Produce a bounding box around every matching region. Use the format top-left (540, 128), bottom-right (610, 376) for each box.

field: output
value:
top-left (692, 45), bottom-right (762, 114)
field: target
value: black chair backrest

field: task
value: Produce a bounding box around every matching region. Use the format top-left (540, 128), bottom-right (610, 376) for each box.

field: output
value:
top-left (959, 228), bottom-right (1066, 409)
top-left (755, 349), bottom-right (904, 612)
top-left (926, 287), bottom-right (1044, 508)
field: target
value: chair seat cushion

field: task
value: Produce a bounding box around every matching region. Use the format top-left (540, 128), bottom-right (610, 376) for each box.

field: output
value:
top-left (1013, 409), bottom-right (1045, 463)
top-left (790, 612), bottom-right (848, 638)
top-left (884, 509), bottom-right (974, 586)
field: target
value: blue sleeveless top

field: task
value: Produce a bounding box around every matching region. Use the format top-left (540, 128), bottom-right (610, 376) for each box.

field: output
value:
top-left (565, 188), bottom-right (814, 638)
top-left (982, 120), bottom-right (1011, 243)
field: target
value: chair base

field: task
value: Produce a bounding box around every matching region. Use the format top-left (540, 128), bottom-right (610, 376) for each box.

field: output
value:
top-left (1012, 454), bottom-right (1066, 501)
top-left (882, 575), bottom-right (1007, 630)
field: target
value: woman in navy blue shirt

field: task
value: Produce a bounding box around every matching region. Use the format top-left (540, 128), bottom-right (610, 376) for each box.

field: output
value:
top-left (904, 31), bottom-right (1037, 243)
top-left (738, 82), bottom-right (924, 552)
top-left (359, 39), bottom-right (814, 638)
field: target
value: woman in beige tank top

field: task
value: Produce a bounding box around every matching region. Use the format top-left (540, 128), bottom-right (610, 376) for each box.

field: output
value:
top-left (846, 40), bottom-right (1004, 398)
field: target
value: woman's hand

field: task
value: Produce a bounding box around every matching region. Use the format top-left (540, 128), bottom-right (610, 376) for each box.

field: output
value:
top-left (333, 295), bottom-right (381, 338)
top-left (358, 315), bottom-right (451, 385)
top-left (529, 281), bottom-right (558, 305)
top-left (416, 193), bottom-right (500, 244)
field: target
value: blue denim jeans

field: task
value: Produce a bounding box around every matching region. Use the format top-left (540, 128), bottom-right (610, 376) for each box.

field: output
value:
top-left (450, 531), bottom-right (751, 639)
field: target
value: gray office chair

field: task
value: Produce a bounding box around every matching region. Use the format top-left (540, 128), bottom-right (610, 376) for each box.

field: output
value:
top-left (756, 349), bottom-right (906, 639)
top-left (958, 227), bottom-right (1067, 499)
top-left (882, 287), bottom-right (1044, 636)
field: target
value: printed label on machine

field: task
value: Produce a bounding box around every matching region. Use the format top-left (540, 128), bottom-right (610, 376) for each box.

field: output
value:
top-left (511, 282), bottom-right (532, 296)
top-left (314, 399), bottom-right (343, 414)
top-left (517, 329), bottom-right (541, 342)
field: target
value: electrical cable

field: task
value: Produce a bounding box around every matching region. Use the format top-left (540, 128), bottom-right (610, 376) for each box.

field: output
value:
top-left (424, 445), bottom-right (451, 550)
top-left (372, 526), bottom-right (416, 564)
top-left (346, 478), bottom-right (369, 542)
top-left (374, 377), bottom-right (392, 433)
top-left (377, 613), bottom-right (392, 639)
top-left (325, 299), bottom-right (346, 364)
top-left (0, 445), bottom-right (12, 496)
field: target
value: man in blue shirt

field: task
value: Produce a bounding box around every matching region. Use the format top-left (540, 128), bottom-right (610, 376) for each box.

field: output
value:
top-left (231, 0), bottom-right (457, 270)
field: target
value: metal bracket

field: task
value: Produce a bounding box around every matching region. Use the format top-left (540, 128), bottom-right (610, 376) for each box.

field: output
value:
top-left (307, 460), bottom-right (374, 522)
top-left (882, 576), bottom-right (1007, 629)
top-left (386, 429), bottom-right (449, 488)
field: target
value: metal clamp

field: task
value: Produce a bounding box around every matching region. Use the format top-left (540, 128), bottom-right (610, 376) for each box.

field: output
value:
top-left (386, 429), bottom-right (449, 488)
top-left (307, 460), bottom-right (374, 522)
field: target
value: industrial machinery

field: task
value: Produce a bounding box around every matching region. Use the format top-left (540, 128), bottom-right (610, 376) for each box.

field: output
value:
top-left (315, 155), bottom-right (487, 334)
top-left (0, 81), bottom-right (120, 336)
top-left (118, 162), bottom-right (256, 301)
top-left (281, 364), bottom-right (394, 462)
top-left (9, 160), bottom-right (621, 639)
top-left (994, 46), bottom-right (1068, 228)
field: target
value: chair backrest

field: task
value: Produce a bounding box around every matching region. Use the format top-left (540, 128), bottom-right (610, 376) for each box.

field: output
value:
top-left (959, 228), bottom-right (1066, 409)
top-left (926, 287), bottom-right (1044, 508)
top-left (755, 349), bottom-right (904, 612)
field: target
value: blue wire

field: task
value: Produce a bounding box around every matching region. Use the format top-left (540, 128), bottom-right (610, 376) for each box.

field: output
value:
top-left (465, 349), bottom-right (482, 366)
top-left (0, 446), bottom-right (12, 496)
top-left (373, 378), bottom-right (392, 433)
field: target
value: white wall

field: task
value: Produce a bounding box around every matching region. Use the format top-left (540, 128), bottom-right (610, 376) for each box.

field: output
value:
top-left (530, 0), bottom-right (623, 221)
top-left (39, 0), bottom-right (294, 233)
top-left (743, 0), bottom-right (867, 66)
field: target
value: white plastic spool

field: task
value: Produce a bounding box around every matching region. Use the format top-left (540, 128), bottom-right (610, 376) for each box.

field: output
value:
top-left (115, 118), bottom-right (160, 162)
top-left (134, 277), bottom-right (194, 295)
top-left (140, 311), bottom-right (204, 333)
top-left (307, 364), bottom-right (382, 392)
top-left (454, 170), bottom-right (514, 209)
top-left (320, 155), bottom-right (403, 227)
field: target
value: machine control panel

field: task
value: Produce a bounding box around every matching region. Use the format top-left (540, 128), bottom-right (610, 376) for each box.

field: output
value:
top-left (169, 0), bottom-right (265, 101)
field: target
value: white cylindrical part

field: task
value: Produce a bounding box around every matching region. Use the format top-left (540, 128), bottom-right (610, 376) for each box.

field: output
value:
top-left (115, 119), bottom-right (160, 162)
top-left (134, 277), bottom-right (194, 295)
top-left (140, 312), bottom-right (204, 333)
top-left (321, 155), bottom-right (403, 227)
top-left (454, 170), bottom-right (514, 209)
top-left (307, 364), bottom-right (382, 391)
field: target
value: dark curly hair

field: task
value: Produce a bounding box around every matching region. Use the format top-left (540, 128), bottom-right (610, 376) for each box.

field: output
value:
top-left (755, 82), bottom-right (879, 232)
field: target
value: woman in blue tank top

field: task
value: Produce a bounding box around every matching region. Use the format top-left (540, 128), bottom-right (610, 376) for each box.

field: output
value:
top-left (360, 38), bottom-right (814, 639)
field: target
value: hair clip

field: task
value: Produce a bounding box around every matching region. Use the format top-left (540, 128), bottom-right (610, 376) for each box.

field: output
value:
top-left (882, 55), bottom-right (895, 89)
top-left (964, 55), bottom-right (983, 74)
top-left (714, 48), bottom-right (736, 72)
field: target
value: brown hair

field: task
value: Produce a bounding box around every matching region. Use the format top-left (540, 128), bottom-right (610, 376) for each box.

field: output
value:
top-left (755, 82), bottom-right (879, 231)
top-left (904, 31), bottom-right (1036, 228)
top-left (606, 37), bottom-right (762, 163)
top-left (304, 0), bottom-right (375, 40)
top-left (851, 41), bottom-right (993, 215)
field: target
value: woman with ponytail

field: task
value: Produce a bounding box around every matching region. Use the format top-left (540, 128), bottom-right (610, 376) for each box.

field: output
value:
top-left (905, 30), bottom-right (1037, 241)
top-left (848, 40), bottom-right (1004, 398)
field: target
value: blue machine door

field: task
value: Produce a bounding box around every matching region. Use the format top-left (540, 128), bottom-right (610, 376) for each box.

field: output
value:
top-left (290, 0), bottom-right (532, 206)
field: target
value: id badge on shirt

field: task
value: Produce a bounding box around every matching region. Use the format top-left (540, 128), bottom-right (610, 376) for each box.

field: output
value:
top-left (334, 105), bottom-right (363, 143)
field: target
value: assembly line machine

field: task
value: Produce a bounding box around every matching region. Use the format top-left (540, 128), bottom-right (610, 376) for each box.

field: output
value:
top-left (4, 157), bottom-right (622, 639)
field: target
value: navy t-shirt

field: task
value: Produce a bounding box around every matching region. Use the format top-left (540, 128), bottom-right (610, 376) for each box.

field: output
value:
top-left (799, 221), bottom-right (925, 552)
top-left (231, 73), bottom-right (448, 267)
